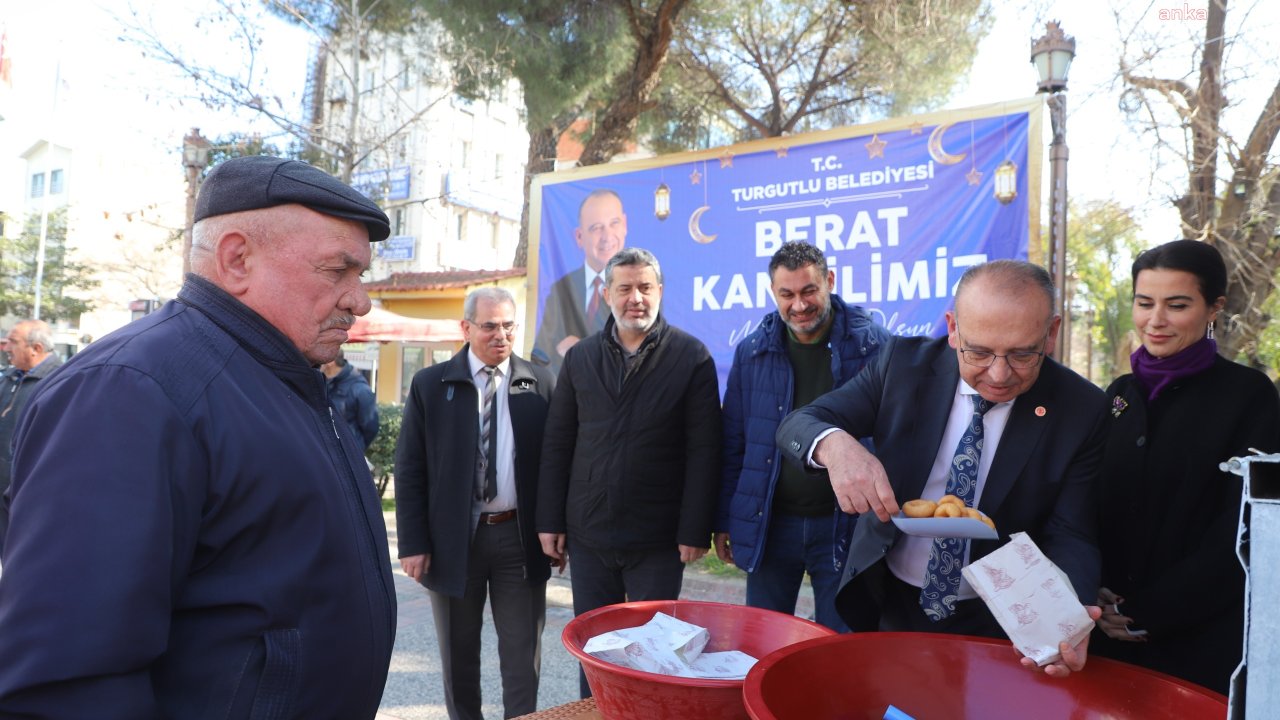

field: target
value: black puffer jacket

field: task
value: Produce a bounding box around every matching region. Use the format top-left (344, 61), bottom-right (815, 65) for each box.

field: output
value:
top-left (537, 313), bottom-right (722, 551)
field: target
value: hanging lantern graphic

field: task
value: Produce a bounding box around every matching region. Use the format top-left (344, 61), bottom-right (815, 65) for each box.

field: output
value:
top-left (654, 182), bottom-right (671, 220)
top-left (994, 160), bottom-right (1018, 204)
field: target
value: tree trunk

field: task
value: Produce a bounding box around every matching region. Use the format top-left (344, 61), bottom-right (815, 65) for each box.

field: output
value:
top-left (1179, 0), bottom-right (1226, 237)
top-left (577, 0), bottom-right (692, 166)
top-left (513, 124), bottom-right (563, 268)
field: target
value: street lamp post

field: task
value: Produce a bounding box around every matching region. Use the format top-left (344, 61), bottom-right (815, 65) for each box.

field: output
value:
top-left (1031, 21), bottom-right (1075, 363)
top-left (182, 128), bottom-right (212, 280)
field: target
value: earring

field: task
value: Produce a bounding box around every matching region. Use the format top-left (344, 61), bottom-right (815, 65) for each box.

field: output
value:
top-left (1207, 321), bottom-right (1215, 340)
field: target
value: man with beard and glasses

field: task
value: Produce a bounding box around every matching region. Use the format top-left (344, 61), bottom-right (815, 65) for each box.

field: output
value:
top-left (715, 242), bottom-right (888, 632)
top-left (0, 156), bottom-right (396, 718)
top-left (536, 247), bottom-right (722, 698)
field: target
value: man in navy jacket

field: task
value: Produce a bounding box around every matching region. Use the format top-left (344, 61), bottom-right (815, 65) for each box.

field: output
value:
top-left (0, 156), bottom-right (397, 718)
top-left (715, 242), bottom-right (888, 631)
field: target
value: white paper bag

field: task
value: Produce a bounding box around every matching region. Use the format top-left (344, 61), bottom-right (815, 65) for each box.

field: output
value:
top-left (961, 532), bottom-right (1094, 666)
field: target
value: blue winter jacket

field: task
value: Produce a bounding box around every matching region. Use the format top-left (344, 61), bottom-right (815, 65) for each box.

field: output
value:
top-left (717, 295), bottom-right (889, 573)
top-left (0, 275), bottom-right (397, 719)
top-left (327, 362), bottom-right (379, 453)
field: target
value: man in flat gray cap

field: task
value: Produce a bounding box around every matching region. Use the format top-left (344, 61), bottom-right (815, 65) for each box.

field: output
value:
top-left (0, 156), bottom-right (397, 719)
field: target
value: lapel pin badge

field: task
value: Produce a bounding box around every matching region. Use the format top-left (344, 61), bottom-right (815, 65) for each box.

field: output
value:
top-left (1111, 395), bottom-right (1128, 418)
top-left (1035, 406), bottom-right (1047, 417)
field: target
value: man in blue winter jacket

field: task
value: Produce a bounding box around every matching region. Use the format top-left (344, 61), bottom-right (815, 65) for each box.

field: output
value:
top-left (0, 156), bottom-right (397, 719)
top-left (714, 241), bottom-right (888, 631)
top-left (322, 349), bottom-right (380, 454)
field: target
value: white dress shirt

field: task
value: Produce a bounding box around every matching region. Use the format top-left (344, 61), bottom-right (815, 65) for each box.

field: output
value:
top-left (886, 380), bottom-right (1013, 598)
top-left (468, 350), bottom-right (517, 513)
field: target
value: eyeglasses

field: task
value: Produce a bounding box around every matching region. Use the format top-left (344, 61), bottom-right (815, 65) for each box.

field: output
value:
top-left (957, 330), bottom-right (1049, 369)
top-left (471, 321), bottom-right (518, 335)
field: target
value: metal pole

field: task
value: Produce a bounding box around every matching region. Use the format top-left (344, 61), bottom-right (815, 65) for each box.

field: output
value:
top-left (1047, 92), bottom-right (1069, 363)
top-left (183, 160), bottom-right (199, 279)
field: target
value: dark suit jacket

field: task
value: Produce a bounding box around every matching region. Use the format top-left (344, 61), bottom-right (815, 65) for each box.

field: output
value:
top-left (776, 335), bottom-right (1108, 631)
top-left (394, 348), bottom-right (555, 597)
top-left (532, 266), bottom-right (609, 374)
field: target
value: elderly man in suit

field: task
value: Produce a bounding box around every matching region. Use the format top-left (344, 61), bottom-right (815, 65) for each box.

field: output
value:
top-left (396, 287), bottom-right (556, 720)
top-left (777, 259), bottom-right (1107, 678)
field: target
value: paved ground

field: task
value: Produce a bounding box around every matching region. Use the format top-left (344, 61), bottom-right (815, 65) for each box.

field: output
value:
top-left (375, 512), bottom-right (815, 720)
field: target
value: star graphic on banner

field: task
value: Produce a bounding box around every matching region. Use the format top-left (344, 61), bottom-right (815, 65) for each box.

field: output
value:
top-left (966, 167), bottom-right (984, 186)
top-left (775, 146), bottom-right (789, 158)
top-left (865, 134), bottom-right (887, 159)
top-left (719, 151), bottom-right (734, 168)
top-left (909, 121), bottom-right (924, 135)
top-left (690, 167), bottom-right (702, 185)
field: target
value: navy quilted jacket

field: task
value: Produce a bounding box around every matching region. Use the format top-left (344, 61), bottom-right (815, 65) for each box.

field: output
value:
top-left (716, 295), bottom-right (888, 573)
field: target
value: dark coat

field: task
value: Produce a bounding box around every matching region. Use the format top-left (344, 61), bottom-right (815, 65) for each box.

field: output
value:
top-left (0, 275), bottom-right (396, 719)
top-left (1093, 356), bottom-right (1280, 693)
top-left (0, 353), bottom-right (61, 498)
top-left (717, 295), bottom-right (889, 573)
top-left (531, 266), bottom-right (610, 374)
top-left (326, 362), bottom-right (379, 453)
top-left (537, 313), bottom-right (722, 552)
top-left (395, 348), bottom-right (555, 597)
top-left (776, 335), bottom-right (1109, 631)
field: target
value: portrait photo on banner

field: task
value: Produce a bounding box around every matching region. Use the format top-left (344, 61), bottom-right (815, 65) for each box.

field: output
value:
top-left (526, 98), bottom-right (1044, 392)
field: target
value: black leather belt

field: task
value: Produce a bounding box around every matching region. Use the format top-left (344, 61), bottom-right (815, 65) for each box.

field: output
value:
top-left (479, 509), bottom-right (517, 525)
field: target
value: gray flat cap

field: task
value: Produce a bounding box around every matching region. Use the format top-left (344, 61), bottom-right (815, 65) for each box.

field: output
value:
top-left (194, 156), bottom-right (390, 241)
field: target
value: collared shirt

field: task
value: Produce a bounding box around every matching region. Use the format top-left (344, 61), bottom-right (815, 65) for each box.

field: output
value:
top-left (886, 380), bottom-right (1013, 598)
top-left (583, 268), bottom-right (605, 314)
top-left (467, 349), bottom-right (516, 513)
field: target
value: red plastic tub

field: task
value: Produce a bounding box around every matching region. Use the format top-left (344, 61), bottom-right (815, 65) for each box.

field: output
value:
top-left (742, 632), bottom-right (1228, 720)
top-left (561, 600), bottom-right (837, 720)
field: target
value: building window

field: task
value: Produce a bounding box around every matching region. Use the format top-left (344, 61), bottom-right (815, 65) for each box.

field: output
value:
top-left (491, 217), bottom-right (501, 250)
top-left (393, 208), bottom-right (406, 236)
top-left (30, 173), bottom-right (45, 198)
top-left (456, 212), bottom-right (466, 243)
top-left (49, 169), bottom-right (64, 195)
top-left (459, 141), bottom-right (471, 170)
top-left (395, 136), bottom-right (408, 162)
top-left (494, 154), bottom-right (504, 179)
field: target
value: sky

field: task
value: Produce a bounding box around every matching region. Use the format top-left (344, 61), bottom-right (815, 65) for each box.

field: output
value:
top-left (2, 0), bottom-right (1277, 258)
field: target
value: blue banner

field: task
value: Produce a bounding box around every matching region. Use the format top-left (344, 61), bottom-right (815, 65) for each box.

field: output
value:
top-left (527, 100), bottom-right (1043, 391)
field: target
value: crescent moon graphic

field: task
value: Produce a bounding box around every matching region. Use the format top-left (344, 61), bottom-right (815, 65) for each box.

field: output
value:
top-left (689, 205), bottom-right (717, 244)
top-left (927, 123), bottom-right (967, 165)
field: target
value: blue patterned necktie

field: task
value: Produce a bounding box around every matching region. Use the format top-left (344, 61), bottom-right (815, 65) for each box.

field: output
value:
top-left (920, 394), bottom-right (993, 621)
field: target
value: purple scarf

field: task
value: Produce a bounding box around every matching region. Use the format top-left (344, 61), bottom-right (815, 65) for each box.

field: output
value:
top-left (1130, 336), bottom-right (1218, 402)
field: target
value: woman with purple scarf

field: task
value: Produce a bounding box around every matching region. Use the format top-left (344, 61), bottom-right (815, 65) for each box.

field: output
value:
top-left (1092, 239), bottom-right (1280, 694)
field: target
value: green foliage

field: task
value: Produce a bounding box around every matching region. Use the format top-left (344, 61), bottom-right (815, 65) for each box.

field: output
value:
top-left (1254, 278), bottom-right (1280, 375)
top-left (1065, 200), bottom-right (1147, 387)
top-left (0, 208), bottom-right (97, 322)
top-left (203, 133), bottom-right (289, 178)
top-left (692, 551), bottom-right (746, 579)
top-left (366, 402), bottom-right (403, 497)
top-left (420, 0), bottom-right (629, 130)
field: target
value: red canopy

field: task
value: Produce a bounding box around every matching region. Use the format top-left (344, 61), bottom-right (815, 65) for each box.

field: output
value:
top-left (347, 306), bottom-right (465, 343)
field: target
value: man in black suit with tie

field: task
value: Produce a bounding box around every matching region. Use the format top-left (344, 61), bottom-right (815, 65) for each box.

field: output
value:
top-left (777, 260), bottom-right (1107, 678)
top-left (396, 287), bottom-right (556, 719)
top-left (531, 189), bottom-right (626, 374)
